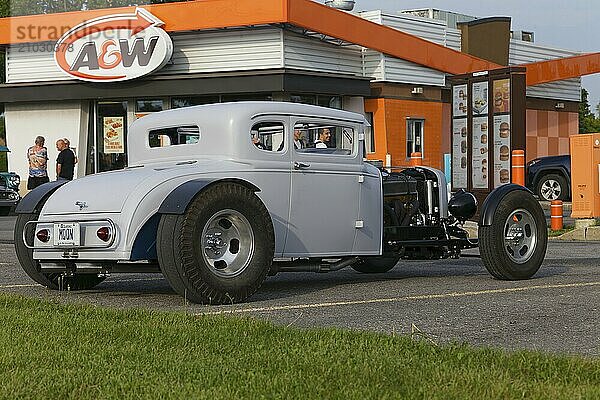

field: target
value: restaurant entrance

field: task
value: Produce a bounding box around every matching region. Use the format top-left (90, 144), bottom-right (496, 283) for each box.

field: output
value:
top-left (86, 101), bottom-right (128, 174)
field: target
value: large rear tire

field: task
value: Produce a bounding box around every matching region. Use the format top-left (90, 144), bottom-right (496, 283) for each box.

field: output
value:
top-left (479, 190), bottom-right (547, 280)
top-left (157, 183), bottom-right (274, 304)
top-left (14, 213), bottom-right (106, 290)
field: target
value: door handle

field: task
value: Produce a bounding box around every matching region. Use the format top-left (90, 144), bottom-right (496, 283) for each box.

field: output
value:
top-left (294, 161), bottom-right (311, 170)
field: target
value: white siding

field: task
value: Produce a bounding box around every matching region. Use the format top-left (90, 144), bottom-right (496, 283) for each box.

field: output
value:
top-left (282, 31), bottom-right (362, 76)
top-left (6, 28), bottom-right (285, 84)
top-left (159, 29), bottom-right (283, 75)
top-left (360, 11), bottom-right (448, 86)
top-left (509, 39), bottom-right (581, 101)
top-left (445, 28), bottom-right (461, 51)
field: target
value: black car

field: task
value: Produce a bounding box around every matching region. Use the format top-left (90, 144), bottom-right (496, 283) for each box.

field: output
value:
top-left (526, 155), bottom-right (571, 201)
top-left (0, 173), bottom-right (20, 216)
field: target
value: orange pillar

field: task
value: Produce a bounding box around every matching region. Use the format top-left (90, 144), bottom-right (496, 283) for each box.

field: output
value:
top-left (511, 149), bottom-right (525, 186)
top-left (551, 200), bottom-right (563, 231)
top-left (410, 152), bottom-right (422, 166)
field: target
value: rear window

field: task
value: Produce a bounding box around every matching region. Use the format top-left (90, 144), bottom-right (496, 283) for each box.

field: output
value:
top-left (149, 126), bottom-right (200, 148)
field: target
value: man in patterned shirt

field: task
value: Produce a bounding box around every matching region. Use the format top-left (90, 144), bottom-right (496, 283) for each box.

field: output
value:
top-left (26, 136), bottom-right (49, 190)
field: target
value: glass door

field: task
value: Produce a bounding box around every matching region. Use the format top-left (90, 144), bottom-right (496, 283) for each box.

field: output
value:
top-left (95, 101), bottom-right (128, 173)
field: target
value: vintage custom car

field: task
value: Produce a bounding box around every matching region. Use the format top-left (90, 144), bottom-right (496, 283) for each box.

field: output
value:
top-left (15, 102), bottom-right (547, 304)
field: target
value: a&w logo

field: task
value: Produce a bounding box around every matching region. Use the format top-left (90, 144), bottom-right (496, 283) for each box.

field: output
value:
top-left (54, 8), bottom-right (173, 82)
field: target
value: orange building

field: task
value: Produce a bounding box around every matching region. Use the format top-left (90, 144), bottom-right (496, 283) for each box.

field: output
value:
top-left (0, 0), bottom-right (598, 187)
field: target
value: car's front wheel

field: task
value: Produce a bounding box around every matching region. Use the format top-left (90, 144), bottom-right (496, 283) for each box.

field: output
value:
top-left (536, 173), bottom-right (568, 201)
top-left (479, 190), bottom-right (547, 280)
top-left (157, 183), bottom-right (274, 304)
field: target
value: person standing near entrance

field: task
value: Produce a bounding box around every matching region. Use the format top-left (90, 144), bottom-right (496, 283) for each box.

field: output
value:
top-left (55, 139), bottom-right (75, 181)
top-left (26, 136), bottom-right (49, 190)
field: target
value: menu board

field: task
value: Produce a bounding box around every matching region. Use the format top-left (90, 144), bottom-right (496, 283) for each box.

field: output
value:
top-left (452, 118), bottom-right (468, 188)
top-left (453, 84), bottom-right (468, 117)
top-left (472, 117), bottom-right (489, 189)
top-left (493, 115), bottom-right (511, 187)
top-left (493, 79), bottom-right (511, 114)
top-left (103, 117), bottom-right (125, 154)
top-left (472, 81), bottom-right (488, 116)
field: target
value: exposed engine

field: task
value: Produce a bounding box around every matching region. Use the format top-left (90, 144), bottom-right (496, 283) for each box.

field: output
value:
top-left (381, 167), bottom-right (477, 259)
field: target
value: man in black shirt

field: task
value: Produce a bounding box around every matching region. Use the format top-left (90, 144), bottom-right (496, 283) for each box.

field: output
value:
top-left (56, 139), bottom-right (75, 180)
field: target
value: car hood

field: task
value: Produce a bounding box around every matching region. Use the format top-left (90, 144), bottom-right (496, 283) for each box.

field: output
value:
top-left (41, 168), bottom-right (157, 215)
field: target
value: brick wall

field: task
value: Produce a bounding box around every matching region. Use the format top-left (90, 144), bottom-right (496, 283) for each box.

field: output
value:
top-left (525, 109), bottom-right (577, 162)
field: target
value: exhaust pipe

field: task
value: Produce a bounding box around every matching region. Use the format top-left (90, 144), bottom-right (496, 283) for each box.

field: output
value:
top-left (273, 257), bottom-right (360, 273)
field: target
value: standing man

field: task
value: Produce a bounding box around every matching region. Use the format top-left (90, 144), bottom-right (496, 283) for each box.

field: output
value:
top-left (56, 139), bottom-right (75, 181)
top-left (26, 136), bottom-right (49, 190)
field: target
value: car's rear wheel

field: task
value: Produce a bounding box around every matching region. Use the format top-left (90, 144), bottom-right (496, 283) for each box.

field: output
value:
top-left (353, 254), bottom-right (399, 273)
top-left (479, 190), bottom-right (547, 280)
top-left (14, 213), bottom-right (106, 290)
top-left (536, 173), bottom-right (568, 201)
top-left (157, 183), bottom-right (274, 304)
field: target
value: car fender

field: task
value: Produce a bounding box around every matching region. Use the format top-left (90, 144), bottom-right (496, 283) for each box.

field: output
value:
top-left (14, 180), bottom-right (68, 214)
top-left (479, 184), bottom-right (535, 226)
top-left (127, 177), bottom-right (262, 260)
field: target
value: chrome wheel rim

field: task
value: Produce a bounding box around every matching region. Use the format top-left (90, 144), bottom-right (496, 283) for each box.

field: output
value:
top-left (540, 179), bottom-right (561, 200)
top-left (503, 209), bottom-right (537, 264)
top-left (201, 209), bottom-right (254, 278)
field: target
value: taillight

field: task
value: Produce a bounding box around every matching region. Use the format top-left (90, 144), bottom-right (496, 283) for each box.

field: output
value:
top-left (96, 227), bottom-right (111, 242)
top-left (36, 229), bottom-right (50, 243)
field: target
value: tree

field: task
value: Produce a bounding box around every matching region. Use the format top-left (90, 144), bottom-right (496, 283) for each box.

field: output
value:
top-left (579, 88), bottom-right (600, 133)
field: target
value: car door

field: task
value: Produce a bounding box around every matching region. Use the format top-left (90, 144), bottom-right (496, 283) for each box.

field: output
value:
top-left (283, 118), bottom-right (362, 257)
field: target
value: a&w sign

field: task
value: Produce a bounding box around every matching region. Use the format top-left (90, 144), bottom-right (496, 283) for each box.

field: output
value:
top-left (54, 8), bottom-right (173, 82)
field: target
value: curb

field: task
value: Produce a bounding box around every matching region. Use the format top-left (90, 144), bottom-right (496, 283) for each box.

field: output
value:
top-left (550, 225), bottom-right (600, 241)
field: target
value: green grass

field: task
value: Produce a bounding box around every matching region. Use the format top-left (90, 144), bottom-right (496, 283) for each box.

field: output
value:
top-left (0, 294), bottom-right (599, 399)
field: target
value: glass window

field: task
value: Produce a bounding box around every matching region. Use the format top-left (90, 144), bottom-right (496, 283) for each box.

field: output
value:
top-left (221, 94), bottom-right (273, 103)
top-left (294, 122), bottom-right (354, 156)
top-left (317, 95), bottom-right (342, 109)
top-left (290, 94), bottom-right (316, 105)
top-left (406, 119), bottom-right (424, 158)
top-left (365, 112), bottom-right (375, 154)
top-left (149, 126), bottom-right (200, 148)
top-left (135, 99), bottom-right (164, 113)
top-left (171, 96), bottom-right (220, 108)
top-left (250, 122), bottom-right (285, 152)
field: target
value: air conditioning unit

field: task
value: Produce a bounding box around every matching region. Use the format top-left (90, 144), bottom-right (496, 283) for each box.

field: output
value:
top-left (411, 87), bottom-right (424, 95)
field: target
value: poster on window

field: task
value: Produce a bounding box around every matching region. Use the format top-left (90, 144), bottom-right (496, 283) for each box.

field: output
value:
top-left (472, 81), bottom-right (488, 116)
top-left (493, 115), bottom-right (511, 187)
top-left (103, 117), bottom-right (125, 154)
top-left (452, 118), bottom-right (468, 188)
top-left (493, 79), bottom-right (511, 114)
top-left (471, 117), bottom-right (489, 189)
top-left (453, 85), bottom-right (468, 117)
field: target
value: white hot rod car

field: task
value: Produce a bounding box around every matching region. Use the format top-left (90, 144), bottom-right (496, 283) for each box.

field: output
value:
top-left (15, 102), bottom-right (547, 304)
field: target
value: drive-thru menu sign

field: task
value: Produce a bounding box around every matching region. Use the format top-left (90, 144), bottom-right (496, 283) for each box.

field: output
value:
top-left (450, 67), bottom-right (526, 201)
top-left (54, 8), bottom-right (173, 82)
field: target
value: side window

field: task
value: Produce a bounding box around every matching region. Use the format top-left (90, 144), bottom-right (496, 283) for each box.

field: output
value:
top-left (250, 122), bottom-right (285, 152)
top-left (149, 126), bottom-right (200, 148)
top-left (406, 118), bottom-right (424, 158)
top-left (294, 122), bottom-right (354, 155)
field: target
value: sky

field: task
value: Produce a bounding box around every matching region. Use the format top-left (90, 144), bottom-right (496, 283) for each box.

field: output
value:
top-left (353, 0), bottom-right (600, 113)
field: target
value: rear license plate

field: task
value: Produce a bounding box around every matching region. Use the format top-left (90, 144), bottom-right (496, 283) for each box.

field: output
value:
top-left (53, 223), bottom-right (80, 247)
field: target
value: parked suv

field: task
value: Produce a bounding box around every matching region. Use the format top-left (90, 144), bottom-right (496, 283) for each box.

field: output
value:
top-left (526, 155), bottom-right (571, 201)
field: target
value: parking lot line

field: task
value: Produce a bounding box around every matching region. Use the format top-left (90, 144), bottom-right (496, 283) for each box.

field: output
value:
top-left (199, 281), bottom-right (600, 315)
top-left (0, 283), bottom-right (39, 288)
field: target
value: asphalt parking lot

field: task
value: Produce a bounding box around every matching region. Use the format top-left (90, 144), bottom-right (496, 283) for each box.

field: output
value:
top-left (0, 215), bottom-right (598, 356)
